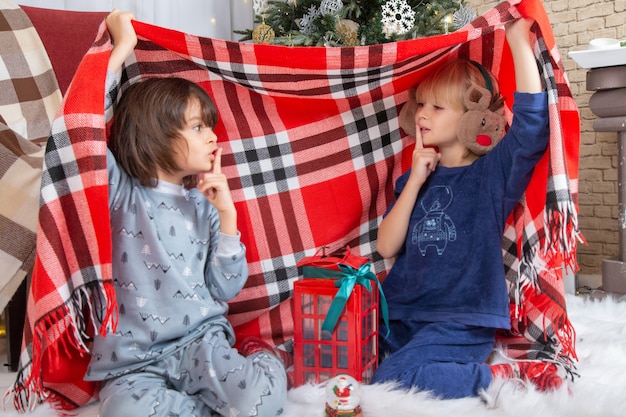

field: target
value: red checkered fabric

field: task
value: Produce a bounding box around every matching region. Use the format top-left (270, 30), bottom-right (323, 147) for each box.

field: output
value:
top-left (8, 0), bottom-right (580, 412)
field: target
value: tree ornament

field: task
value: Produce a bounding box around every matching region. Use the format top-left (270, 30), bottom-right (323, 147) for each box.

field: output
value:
top-left (253, 0), bottom-right (269, 16)
top-left (453, 5), bottom-right (476, 29)
top-left (252, 22), bottom-right (276, 44)
top-left (381, 0), bottom-right (416, 37)
top-left (336, 19), bottom-right (360, 46)
top-left (320, 0), bottom-right (343, 15)
top-left (300, 5), bottom-right (321, 35)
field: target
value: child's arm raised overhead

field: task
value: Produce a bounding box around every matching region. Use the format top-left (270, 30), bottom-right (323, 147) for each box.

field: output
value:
top-left (506, 18), bottom-right (542, 94)
top-left (106, 9), bottom-right (137, 73)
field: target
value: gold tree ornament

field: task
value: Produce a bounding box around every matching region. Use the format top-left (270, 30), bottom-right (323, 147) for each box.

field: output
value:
top-left (336, 19), bottom-right (360, 46)
top-left (252, 22), bottom-right (276, 44)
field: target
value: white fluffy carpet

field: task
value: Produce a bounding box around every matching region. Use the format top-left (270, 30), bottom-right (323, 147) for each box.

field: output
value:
top-left (2, 292), bottom-right (625, 417)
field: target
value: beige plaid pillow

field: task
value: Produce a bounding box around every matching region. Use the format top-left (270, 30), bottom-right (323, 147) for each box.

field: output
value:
top-left (0, 0), bottom-right (62, 310)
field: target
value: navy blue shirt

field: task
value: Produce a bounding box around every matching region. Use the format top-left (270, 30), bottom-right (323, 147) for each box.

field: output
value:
top-left (381, 92), bottom-right (549, 330)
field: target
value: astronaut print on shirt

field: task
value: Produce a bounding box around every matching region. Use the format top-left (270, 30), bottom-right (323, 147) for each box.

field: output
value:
top-left (412, 185), bottom-right (457, 256)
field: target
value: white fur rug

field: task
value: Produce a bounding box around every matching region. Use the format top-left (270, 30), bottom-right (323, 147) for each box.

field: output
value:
top-left (2, 292), bottom-right (625, 417)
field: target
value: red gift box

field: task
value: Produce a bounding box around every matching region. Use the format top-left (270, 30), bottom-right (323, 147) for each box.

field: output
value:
top-left (292, 247), bottom-right (384, 386)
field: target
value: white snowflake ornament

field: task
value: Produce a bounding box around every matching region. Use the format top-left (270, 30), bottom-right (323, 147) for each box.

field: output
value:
top-left (320, 0), bottom-right (343, 15)
top-left (453, 5), bottom-right (477, 29)
top-left (300, 5), bottom-right (321, 35)
top-left (253, 0), bottom-right (268, 16)
top-left (381, 0), bottom-right (416, 37)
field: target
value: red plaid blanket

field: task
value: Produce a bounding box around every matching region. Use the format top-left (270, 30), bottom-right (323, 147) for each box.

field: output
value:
top-left (8, 0), bottom-right (580, 412)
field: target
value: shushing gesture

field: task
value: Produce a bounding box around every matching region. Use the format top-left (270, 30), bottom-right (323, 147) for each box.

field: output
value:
top-left (197, 148), bottom-right (238, 235)
top-left (408, 122), bottom-right (441, 187)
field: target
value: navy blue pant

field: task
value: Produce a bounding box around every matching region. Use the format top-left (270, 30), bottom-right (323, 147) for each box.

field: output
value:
top-left (371, 320), bottom-right (496, 399)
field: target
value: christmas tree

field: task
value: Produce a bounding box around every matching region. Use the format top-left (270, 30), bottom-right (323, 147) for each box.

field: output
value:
top-left (237, 0), bottom-right (476, 46)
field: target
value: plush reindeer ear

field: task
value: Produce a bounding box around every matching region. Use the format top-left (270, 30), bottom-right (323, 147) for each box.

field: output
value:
top-left (465, 85), bottom-right (492, 110)
top-left (456, 85), bottom-right (507, 155)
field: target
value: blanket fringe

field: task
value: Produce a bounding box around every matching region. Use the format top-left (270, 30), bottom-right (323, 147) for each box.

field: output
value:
top-left (516, 199), bottom-right (580, 298)
top-left (6, 280), bottom-right (117, 413)
top-left (509, 197), bottom-right (580, 381)
top-left (508, 269), bottom-right (578, 378)
top-left (544, 199), bottom-right (584, 276)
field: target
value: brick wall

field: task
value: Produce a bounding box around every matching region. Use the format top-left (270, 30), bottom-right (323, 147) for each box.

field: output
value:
top-left (467, 0), bottom-right (626, 274)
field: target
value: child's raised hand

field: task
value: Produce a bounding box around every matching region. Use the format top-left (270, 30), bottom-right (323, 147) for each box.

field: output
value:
top-left (505, 16), bottom-right (534, 40)
top-left (197, 148), bottom-right (238, 235)
top-left (410, 147), bottom-right (440, 185)
top-left (409, 116), bottom-right (440, 186)
top-left (106, 9), bottom-right (137, 72)
top-left (505, 17), bottom-right (542, 93)
top-left (198, 148), bottom-right (233, 208)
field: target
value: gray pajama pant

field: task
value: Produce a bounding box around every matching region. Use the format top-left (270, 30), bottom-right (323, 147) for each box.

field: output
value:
top-left (98, 328), bottom-right (287, 417)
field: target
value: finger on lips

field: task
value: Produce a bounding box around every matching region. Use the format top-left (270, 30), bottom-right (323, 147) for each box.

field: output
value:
top-left (213, 147), bottom-right (222, 173)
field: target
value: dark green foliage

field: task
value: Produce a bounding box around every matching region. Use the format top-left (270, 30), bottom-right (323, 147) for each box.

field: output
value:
top-left (235, 0), bottom-right (469, 46)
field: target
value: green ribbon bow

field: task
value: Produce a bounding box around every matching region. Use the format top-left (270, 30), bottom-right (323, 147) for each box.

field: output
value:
top-left (302, 262), bottom-right (389, 339)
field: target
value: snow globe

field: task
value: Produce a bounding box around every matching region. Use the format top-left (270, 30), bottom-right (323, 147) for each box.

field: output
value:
top-left (324, 374), bottom-right (362, 417)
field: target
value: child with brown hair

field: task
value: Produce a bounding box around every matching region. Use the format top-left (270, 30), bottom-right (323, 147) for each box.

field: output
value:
top-left (84, 10), bottom-right (289, 417)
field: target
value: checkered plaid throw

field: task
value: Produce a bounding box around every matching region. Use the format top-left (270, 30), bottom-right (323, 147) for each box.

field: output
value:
top-left (0, 0), bottom-right (61, 311)
top-left (7, 0), bottom-right (581, 412)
